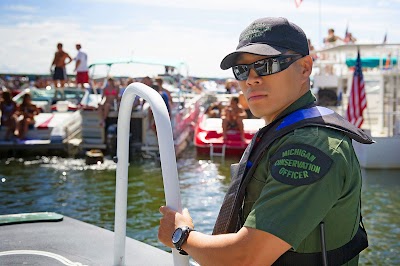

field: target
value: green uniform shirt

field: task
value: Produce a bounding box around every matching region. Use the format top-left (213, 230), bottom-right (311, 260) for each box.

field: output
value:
top-left (243, 91), bottom-right (361, 265)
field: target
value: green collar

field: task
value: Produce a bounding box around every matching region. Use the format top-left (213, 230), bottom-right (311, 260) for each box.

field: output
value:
top-left (273, 90), bottom-right (316, 122)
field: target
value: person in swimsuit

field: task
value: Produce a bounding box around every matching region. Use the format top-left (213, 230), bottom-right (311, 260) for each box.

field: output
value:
top-left (17, 93), bottom-right (39, 140)
top-left (0, 90), bottom-right (18, 140)
top-left (50, 43), bottom-right (72, 88)
top-left (206, 102), bottom-right (224, 118)
top-left (98, 77), bottom-right (120, 121)
top-left (221, 96), bottom-right (247, 141)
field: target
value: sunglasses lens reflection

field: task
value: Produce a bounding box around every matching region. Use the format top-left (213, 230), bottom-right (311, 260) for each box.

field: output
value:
top-left (232, 55), bottom-right (302, 81)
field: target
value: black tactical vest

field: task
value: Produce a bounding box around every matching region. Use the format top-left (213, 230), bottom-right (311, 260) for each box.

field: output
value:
top-left (213, 105), bottom-right (373, 265)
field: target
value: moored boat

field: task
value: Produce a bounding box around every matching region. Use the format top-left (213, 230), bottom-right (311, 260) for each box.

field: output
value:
top-left (0, 110), bottom-right (82, 156)
top-left (13, 86), bottom-right (84, 113)
top-left (194, 99), bottom-right (265, 157)
top-left (312, 43), bottom-right (400, 169)
top-left (81, 58), bottom-right (205, 158)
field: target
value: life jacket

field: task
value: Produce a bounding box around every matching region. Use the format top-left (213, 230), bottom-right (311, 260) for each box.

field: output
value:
top-left (213, 105), bottom-right (373, 265)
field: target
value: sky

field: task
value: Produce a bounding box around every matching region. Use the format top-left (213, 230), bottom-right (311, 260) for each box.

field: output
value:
top-left (1, 0), bottom-right (400, 79)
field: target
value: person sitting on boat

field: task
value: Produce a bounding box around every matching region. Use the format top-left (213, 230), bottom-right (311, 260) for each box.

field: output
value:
top-left (206, 102), bottom-right (224, 118)
top-left (98, 77), bottom-right (120, 121)
top-left (0, 89), bottom-right (18, 140)
top-left (16, 93), bottom-right (39, 140)
top-left (221, 96), bottom-right (247, 141)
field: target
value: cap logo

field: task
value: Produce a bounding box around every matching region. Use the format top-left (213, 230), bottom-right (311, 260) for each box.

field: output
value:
top-left (240, 22), bottom-right (271, 42)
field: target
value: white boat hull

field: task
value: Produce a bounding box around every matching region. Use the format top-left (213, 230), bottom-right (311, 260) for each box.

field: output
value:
top-left (353, 137), bottom-right (400, 169)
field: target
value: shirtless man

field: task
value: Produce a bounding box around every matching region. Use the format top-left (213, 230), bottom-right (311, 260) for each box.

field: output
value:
top-left (221, 96), bottom-right (247, 141)
top-left (50, 43), bottom-right (72, 87)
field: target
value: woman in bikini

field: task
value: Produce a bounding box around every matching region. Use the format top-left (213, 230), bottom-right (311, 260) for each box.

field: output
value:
top-left (98, 77), bottom-right (120, 122)
top-left (17, 93), bottom-right (39, 140)
top-left (221, 96), bottom-right (247, 141)
top-left (0, 90), bottom-right (18, 140)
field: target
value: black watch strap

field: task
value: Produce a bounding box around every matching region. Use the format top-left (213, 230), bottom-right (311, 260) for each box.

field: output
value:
top-left (172, 226), bottom-right (195, 255)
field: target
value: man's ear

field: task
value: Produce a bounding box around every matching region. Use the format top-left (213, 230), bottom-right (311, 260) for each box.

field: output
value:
top-left (298, 55), bottom-right (313, 83)
top-left (302, 55), bottom-right (313, 76)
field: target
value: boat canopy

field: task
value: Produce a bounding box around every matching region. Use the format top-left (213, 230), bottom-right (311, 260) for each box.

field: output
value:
top-left (346, 57), bottom-right (398, 68)
top-left (88, 57), bottom-right (186, 69)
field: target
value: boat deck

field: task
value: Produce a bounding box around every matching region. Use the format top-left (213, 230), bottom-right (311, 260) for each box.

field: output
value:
top-left (0, 214), bottom-right (172, 265)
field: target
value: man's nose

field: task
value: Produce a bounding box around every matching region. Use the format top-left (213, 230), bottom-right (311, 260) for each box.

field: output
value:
top-left (246, 69), bottom-right (263, 86)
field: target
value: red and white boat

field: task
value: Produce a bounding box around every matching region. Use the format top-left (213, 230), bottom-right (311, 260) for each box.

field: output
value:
top-left (194, 112), bottom-right (265, 157)
top-left (0, 110), bottom-right (82, 156)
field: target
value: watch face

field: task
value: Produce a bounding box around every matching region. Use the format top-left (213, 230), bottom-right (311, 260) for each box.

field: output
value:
top-left (172, 228), bottom-right (183, 244)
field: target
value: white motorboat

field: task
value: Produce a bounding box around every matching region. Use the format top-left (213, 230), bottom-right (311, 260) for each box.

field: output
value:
top-left (81, 58), bottom-right (205, 158)
top-left (312, 43), bottom-right (400, 169)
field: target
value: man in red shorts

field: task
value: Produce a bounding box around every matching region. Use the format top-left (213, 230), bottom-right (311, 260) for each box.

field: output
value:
top-left (74, 43), bottom-right (89, 88)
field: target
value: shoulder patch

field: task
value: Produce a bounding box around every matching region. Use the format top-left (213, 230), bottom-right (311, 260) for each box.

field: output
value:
top-left (269, 144), bottom-right (333, 186)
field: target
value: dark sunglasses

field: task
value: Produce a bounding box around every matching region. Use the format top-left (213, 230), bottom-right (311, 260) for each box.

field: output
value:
top-left (232, 54), bottom-right (304, 81)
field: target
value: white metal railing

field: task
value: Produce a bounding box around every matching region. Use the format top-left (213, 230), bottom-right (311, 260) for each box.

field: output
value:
top-left (113, 82), bottom-right (188, 266)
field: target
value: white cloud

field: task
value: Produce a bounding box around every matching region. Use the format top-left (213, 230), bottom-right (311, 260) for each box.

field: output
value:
top-left (0, 18), bottom-right (234, 78)
top-left (1, 1), bottom-right (399, 78)
top-left (86, 0), bottom-right (290, 11)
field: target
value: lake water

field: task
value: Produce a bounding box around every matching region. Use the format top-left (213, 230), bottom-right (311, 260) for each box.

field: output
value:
top-left (0, 147), bottom-right (399, 265)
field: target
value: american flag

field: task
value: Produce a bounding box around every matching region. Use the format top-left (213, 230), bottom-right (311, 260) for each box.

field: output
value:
top-left (295, 0), bottom-right (303, 8)
top-left (346, 50), bottom-right (367, 128)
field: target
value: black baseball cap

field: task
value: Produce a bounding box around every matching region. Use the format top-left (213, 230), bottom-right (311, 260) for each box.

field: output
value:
top-left (220, 17), bottom-right (309, 70)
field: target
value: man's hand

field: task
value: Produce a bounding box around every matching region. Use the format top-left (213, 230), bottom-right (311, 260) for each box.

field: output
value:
top-left (158, 206), bottom-right (194, 248)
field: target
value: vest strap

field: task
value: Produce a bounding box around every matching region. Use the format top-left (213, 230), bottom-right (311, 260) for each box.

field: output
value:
top-left (273, 225), bottom-right (368, 266)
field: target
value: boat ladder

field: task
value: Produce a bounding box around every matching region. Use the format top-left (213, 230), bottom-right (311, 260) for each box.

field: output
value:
top-left (210, 144), bottom-right (226, 160)
top-left (114, 82), bottom-right (188, 266)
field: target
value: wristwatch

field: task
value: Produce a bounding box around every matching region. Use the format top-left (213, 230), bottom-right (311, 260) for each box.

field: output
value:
top-left (171, 226), bottom-right (195, 255)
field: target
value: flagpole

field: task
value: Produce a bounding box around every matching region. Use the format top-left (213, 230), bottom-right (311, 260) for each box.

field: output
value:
top-left (319, 0), bottom-right (322, 48)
